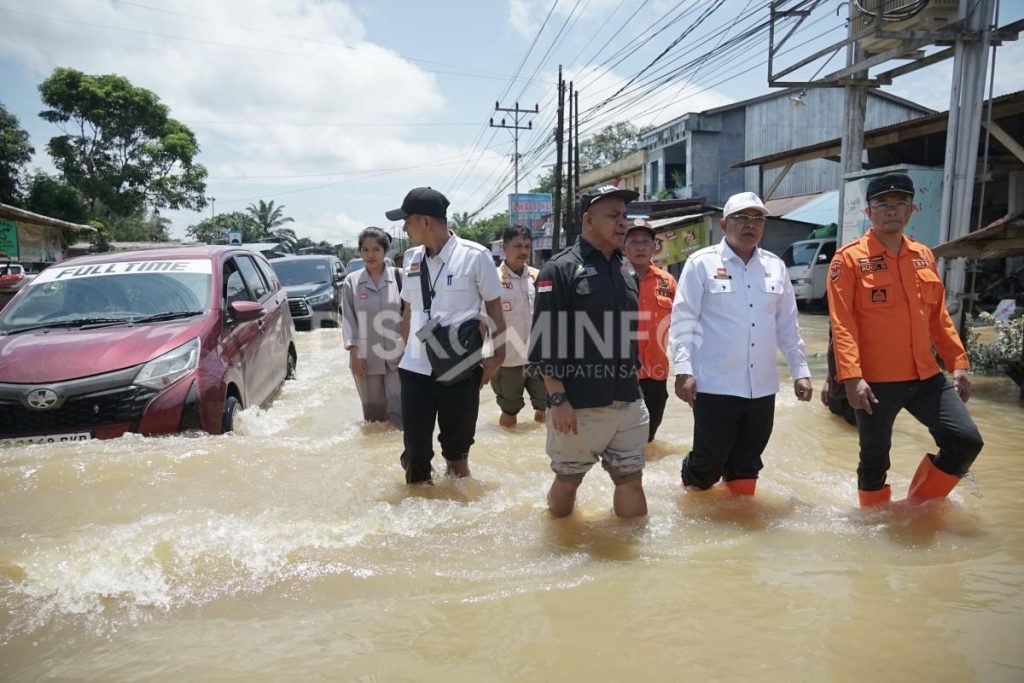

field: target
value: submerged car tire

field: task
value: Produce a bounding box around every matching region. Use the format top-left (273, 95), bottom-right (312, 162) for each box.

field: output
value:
top-left (286, 350), bottom-right (297, 380)
top-left (221, 396), bottom-right (240, 433)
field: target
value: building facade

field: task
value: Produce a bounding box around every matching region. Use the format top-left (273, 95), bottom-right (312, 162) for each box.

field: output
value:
top-left (640, 88), bottom-right (932, 205)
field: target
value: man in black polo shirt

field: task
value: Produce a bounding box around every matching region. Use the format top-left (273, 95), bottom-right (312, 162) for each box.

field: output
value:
top-left (529, 185), bottom-right (648, 518)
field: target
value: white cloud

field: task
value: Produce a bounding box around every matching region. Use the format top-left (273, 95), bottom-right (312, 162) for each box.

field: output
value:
top-left (506, 0), bottom-right (644, 38)
top-left (294, 209), bottom-right (368, 245)
top-left (0, 0), bottom-right (475, 236)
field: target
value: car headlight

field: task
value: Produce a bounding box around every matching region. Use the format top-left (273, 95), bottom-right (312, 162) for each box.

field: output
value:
top-left (794, 278), bottom-right (811, 285)
top-left (134, 337), bottom-right (200, 390)
top-left (306, 291), bottom-right (333, 305)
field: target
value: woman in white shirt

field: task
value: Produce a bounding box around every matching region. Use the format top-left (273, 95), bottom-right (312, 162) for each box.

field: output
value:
top-left (341, 227), bottom-right (404, 428)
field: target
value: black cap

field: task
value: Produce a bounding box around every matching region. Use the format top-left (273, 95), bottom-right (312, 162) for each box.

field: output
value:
top-left (866, 173), bottom-right (915, 202)
top-left (385, 187), bottom-right (450, 221)
top-left (625, 217), bottom-right (655, 238)
top-left (580, 184), bottom-right (639, 215)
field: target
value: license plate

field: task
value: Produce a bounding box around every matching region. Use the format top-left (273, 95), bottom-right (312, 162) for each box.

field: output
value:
top-left (1, 432), bottom-right (92, 445)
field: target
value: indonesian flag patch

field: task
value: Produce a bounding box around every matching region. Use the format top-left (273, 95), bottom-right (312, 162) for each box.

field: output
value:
top-left (537, 280), bottom-right (553, 293)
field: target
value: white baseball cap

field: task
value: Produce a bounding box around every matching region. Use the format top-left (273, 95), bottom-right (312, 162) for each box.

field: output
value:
top-left (722, 191), bottom-right (769, 218)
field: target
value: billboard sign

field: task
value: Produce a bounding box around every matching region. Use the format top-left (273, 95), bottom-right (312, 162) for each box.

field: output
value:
top-left (652, 215), bottom-right (710, 267)
top-left (508, 193), bottom-right (552, 238)
top-left (0, 220), bottom-right (19, 259)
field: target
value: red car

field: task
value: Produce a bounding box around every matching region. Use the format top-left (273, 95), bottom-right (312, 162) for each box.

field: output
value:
top-left (0, 247), bottom-right (297, 444)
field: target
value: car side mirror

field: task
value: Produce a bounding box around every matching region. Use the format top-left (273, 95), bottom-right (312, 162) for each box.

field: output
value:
top-left (817, 253), bottom-right (829, 263)
top-left (229, 300), bottom-right (266, 322)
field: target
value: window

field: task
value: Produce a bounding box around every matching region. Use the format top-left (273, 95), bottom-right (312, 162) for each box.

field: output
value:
top-left (254, 256), bottom-right (280, 292)
top-left (237, 256), bottom-right (269, 300)
top-left (224, 262), bottom-right (251, 307)
top-left (818, 241), bottom-right (837, 263)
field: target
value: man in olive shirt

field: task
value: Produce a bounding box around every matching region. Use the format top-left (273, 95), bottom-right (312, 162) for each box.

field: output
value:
top-left (529, 185), bottom-right (648, 518)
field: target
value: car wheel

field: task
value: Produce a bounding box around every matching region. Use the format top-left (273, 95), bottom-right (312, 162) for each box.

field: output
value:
top-left (286, 350), bottom-right (297, 380)
top-left (221, 395), bottom-right (240, 433)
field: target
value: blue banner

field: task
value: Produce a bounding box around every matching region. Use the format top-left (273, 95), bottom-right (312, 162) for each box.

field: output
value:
top-left (508, 193), bottom-right (553, 239)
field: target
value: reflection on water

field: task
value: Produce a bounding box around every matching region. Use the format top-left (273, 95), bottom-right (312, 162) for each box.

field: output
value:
top-left (1, 316), bottom-right (1022, 681)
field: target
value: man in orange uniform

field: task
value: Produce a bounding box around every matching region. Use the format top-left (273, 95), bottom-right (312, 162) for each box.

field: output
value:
top-left (827, 172), bottom-right (983, 507)
top-left (623, 218), bottom-right (677, 442)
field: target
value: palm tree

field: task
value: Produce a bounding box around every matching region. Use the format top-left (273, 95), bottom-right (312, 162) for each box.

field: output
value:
top-left (449, 211), bottom-right (471, 231)
top-left (246, 200), bottom-right (294, 241)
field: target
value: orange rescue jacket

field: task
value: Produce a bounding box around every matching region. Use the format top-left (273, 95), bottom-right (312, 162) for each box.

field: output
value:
top-left (636, 264), bottom-right (677, 381)
top-left (826, 230), bottom-right (969, 383)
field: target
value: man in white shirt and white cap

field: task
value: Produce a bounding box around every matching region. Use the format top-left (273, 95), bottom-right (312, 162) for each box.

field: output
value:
top-left (669, 191), bottom-right (813, 496)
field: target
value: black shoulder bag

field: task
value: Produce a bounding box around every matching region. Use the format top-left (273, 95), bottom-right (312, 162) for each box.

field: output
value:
top-left (413, 257), bottom-right (484, 385)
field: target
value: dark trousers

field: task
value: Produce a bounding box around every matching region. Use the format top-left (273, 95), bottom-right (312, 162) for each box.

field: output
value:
top-left (681, 393), bottom-right (775, 489)
top-left (399, 367), bottom-right (482, 484)
top-left (855, 372), bottom-right (983, 491)
top-left (639, 378), bottom-right (669, 442)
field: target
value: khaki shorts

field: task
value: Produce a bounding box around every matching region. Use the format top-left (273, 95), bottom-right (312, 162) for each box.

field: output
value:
top-left (546, 399), bottom-right (648, 484)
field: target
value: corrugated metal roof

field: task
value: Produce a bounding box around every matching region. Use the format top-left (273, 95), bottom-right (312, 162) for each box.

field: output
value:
top-left (734, 90), bottom-right (1024, 170)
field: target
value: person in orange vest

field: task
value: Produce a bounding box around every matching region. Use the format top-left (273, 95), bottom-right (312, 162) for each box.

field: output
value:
top-left (827, 172), bottom-right (983, 507)
top-left (622, 218), bottom-right (677, 443)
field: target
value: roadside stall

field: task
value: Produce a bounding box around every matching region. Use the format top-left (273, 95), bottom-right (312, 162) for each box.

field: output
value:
top-left (933, 212), bottom-right (1024, 398)
top-left (0, 203), bottom-right (94, 309)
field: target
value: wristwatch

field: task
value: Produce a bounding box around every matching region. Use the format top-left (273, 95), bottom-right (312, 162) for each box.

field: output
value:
top-left (547, 392), bottom-right (568, 407)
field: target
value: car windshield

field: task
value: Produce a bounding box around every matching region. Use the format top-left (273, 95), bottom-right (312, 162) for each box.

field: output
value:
top-left (272, 259), bottom-right (333, 286)
top-left (0, 259), bottom-right (212, 333)
top-left (782, 242), bottom-right (820, 267)
top-left (345, 258), bottom-right (364, 275)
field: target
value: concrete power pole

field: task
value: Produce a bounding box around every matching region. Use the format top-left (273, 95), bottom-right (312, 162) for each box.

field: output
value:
top-left (566, 82), bottom-right (575, 244)
top-left (837, 0), bottom-right (868, 245)
top-left (490, 101), bottom-right (538, 226)
top-left (940, 0), bottom-right (997, 329)
top-left (553, 68), bottom-right (565, 253)
top-left (574, 89), bottom-right (581, 233)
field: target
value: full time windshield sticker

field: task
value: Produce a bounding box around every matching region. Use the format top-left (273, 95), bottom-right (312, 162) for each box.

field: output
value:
top-left (32, 260), bottom-right (213, 285)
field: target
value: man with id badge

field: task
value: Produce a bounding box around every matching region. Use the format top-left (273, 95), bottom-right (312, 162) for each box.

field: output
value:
top-left (387, 187), bottom-right (506, 484)
top-left (669, 191), bottom-right (812, 496)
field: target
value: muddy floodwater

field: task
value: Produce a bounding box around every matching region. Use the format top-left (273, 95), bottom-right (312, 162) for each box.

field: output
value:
top-left (1, 313), bottom-right (1022, 681)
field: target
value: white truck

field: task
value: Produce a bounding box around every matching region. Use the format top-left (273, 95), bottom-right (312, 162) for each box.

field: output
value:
top-left (782, 238), bottom-right (837, 308)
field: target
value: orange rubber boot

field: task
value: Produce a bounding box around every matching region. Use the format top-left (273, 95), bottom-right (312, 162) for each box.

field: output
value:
top-left (858, 485), bottom-right (891, 508)
top-left (906, 454), bottom-right (960, 504)
top-left (724, 478), bottom-right (756, 496)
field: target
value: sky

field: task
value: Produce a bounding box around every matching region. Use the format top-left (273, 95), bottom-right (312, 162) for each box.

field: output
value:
top-left (1, 0), bottom-right (1022, 246)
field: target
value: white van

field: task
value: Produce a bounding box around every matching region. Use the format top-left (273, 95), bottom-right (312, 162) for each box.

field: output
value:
top-left (782, 238), bottom-right (837, 307)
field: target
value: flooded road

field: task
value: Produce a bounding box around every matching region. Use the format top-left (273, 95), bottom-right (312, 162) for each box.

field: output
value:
top-left (2, 313), bottom-right (1022, 681)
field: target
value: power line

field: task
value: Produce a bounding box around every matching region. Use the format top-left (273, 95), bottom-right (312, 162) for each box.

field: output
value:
top-left (447, 0), bottom-right (562, 198)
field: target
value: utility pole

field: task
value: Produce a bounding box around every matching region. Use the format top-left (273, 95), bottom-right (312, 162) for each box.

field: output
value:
top-left (553, 68), bottom-right (565, 253)
top-left (837, 2), bottom-right (867, 246)
top-left (574, 88), bottom-right (581, 236)
top-left (940, 0), bottom-right (997, 329)
top-left (210, 197), bottom-right (216, 220)
top-left (566, 82), bottom-right (575, 244)
top-left (490, 100), bottom-right (538, 226)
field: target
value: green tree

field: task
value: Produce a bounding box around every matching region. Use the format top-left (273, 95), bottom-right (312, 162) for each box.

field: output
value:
top-left (0, 102), bottom-right (34, 205)
top-left (453, 211), bottom-right (507, 247)
top-left (246, 199), bottom-right (296, 251)
top-left (529, 167), bottom-right (565, 208)
top-left (579, 122), bottom-right (653, 172)
top-left (23, 172), bottom-right (89, 223)
top-left (186, 211), bottom-right (254, 244)
top-left (38, 67), bottom-right (208, 218)
top-left (294, 236), bottom-right (316, 252)
top-left (449, 211), bottom-right (472, 231)
top-left (106, 209), bottom-right (172, 242)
